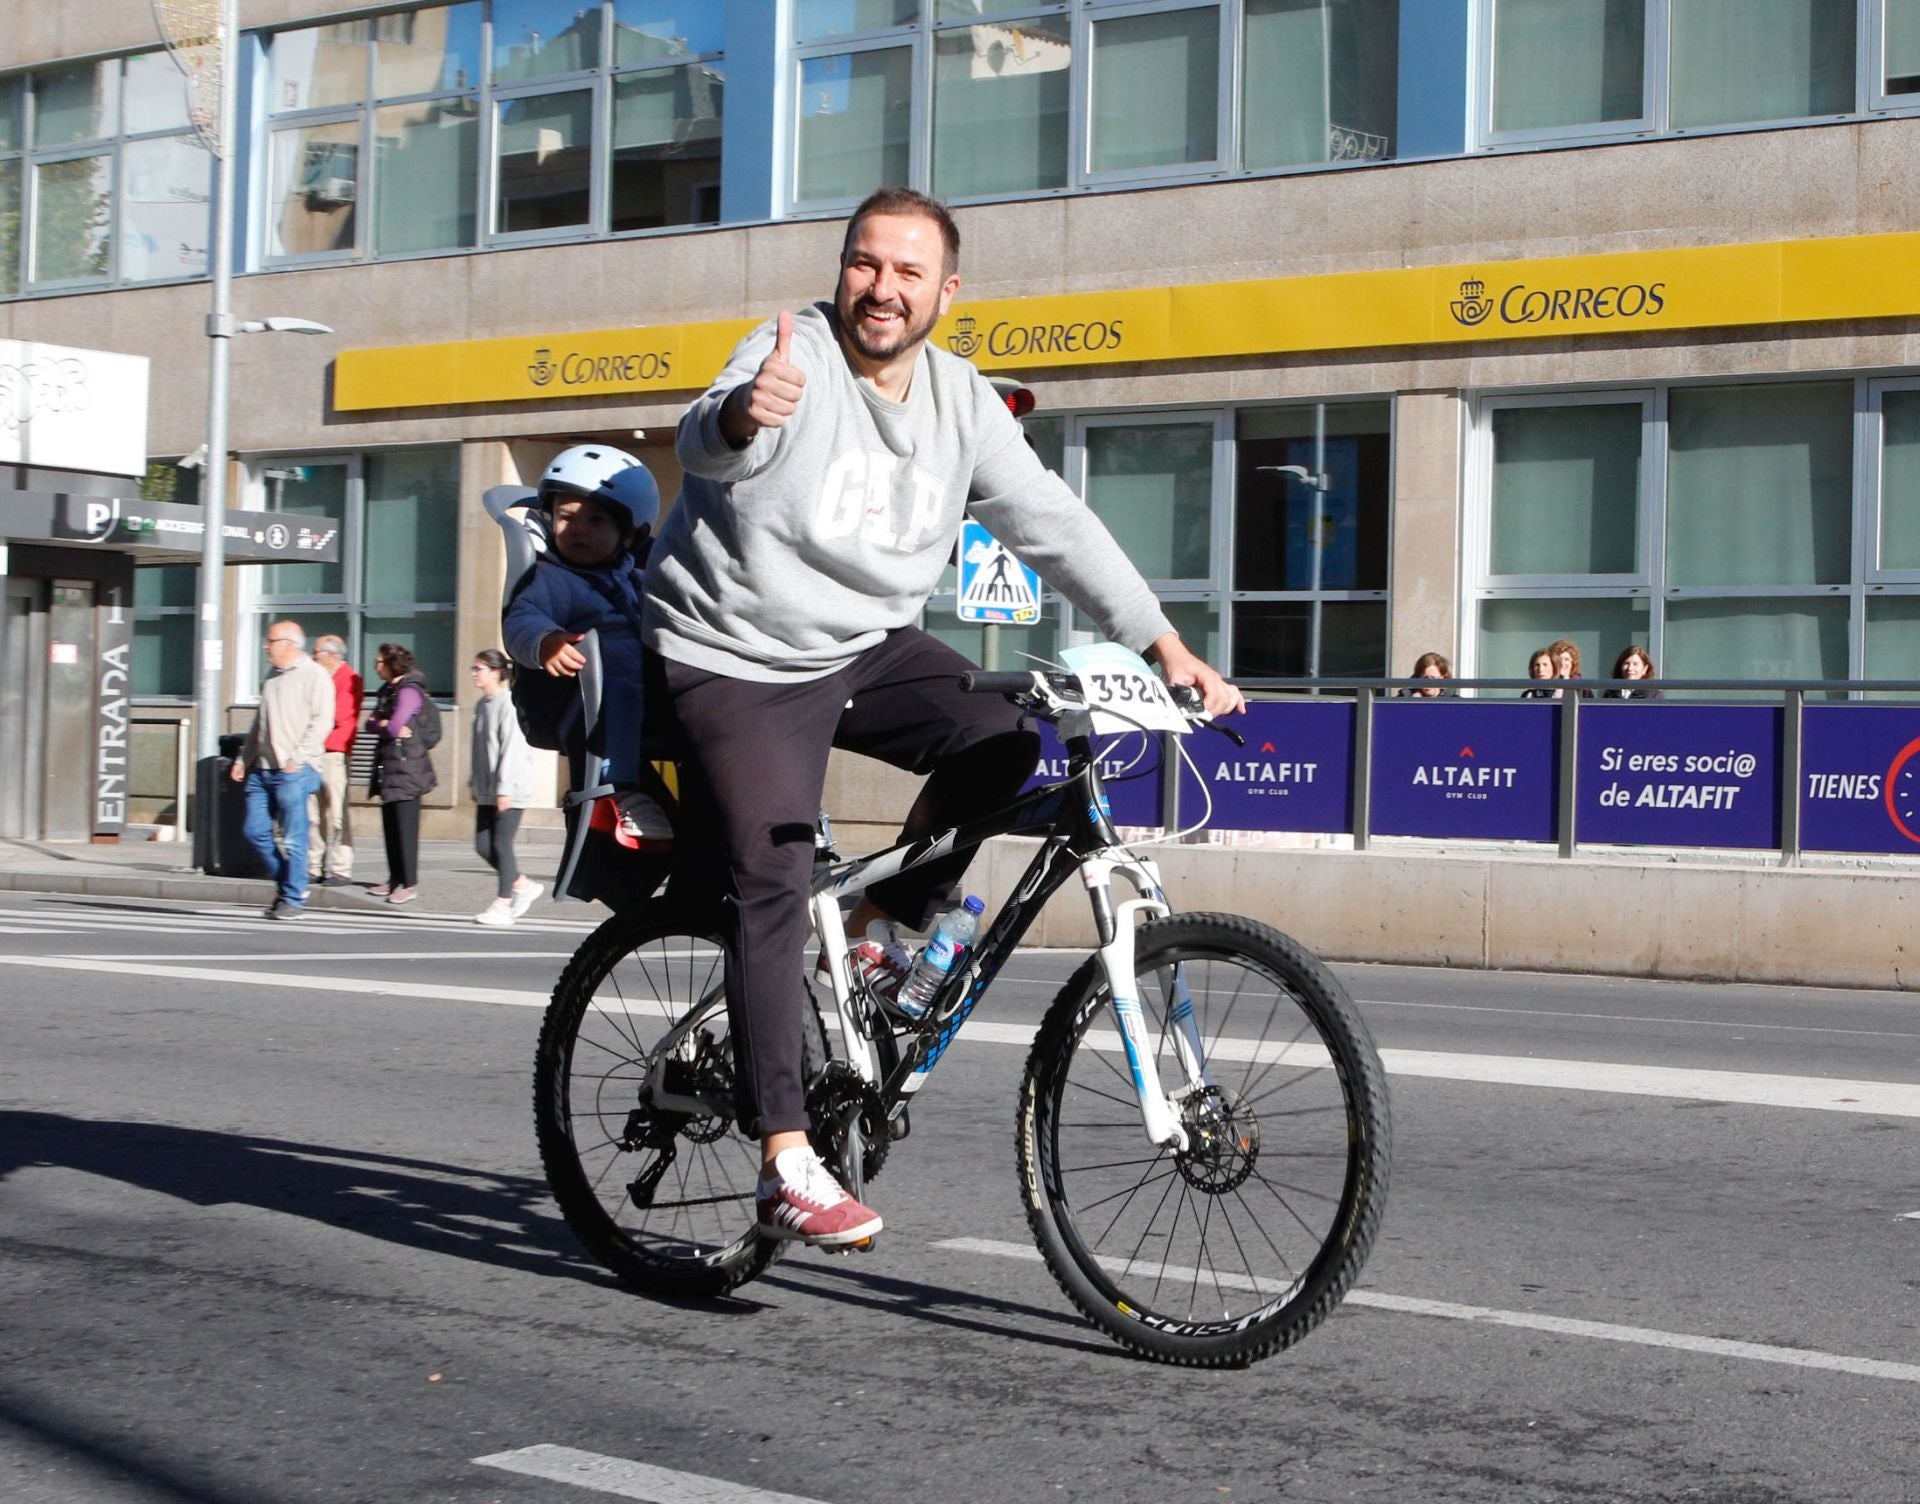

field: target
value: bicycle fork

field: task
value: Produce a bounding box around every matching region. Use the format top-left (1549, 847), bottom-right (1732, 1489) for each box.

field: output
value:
top-left (1081, 852), bottom-right (1211, 1153)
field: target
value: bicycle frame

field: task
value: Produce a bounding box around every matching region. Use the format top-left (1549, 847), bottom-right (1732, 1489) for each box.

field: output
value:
top-left (809, 722), bottom-right (1211, 1151)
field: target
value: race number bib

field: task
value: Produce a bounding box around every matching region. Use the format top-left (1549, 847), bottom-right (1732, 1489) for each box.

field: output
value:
top-left (1059, 642), bottom-right (1190, 735)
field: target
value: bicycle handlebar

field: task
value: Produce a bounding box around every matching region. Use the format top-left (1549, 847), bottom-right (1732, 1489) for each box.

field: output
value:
top-left (959, 670), bottom-right (1243, 744)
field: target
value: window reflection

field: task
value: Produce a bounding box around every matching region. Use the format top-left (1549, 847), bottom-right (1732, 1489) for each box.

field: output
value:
top-left (119, 135), bottom-right (211, 280)
top-left (33, 155), bottom-right (112, 281)
top-left (497, 89), bottom-right (593, 230)
top-left (269, 123), bottom-right (360, 256)
top-left (271, 22), bottom-right (371, 112)
top-left (613, 2), bottom-right (727, 60)
top-left (493, 0), bottom-right (604, 81)
top-left (374, 2), bottom-right (483, 97)
top-left (611, 64), bottom-right (724, 229)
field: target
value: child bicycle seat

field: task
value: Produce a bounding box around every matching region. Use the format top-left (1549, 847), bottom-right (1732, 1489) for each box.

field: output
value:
top-left (484, 483), bottom-right (674, 907)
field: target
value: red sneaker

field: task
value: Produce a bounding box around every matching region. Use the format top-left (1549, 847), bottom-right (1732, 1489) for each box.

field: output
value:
top-left (756, 1148), bottom-right (883, 1247)
top-left (851, 921), bottom-right (913, 1001)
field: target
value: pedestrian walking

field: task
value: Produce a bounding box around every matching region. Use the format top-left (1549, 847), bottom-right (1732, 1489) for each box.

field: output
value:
top-left (307, 634), bottom-right (363, 885)
top-left (468, 648), bottom-right (543, 924)
top-left (232, 620), bottom-right (334, 920)
top-left (366, 643), bottom-right (438, 905)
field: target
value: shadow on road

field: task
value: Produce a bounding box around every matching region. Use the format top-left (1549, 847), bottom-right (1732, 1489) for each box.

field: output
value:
top-left (0, 1109), bottom-right (604, 1284)
top-left (760, 1257), bottom-right (1119, 1358)
top-left (0, 1386), bottom-right (268, 1504)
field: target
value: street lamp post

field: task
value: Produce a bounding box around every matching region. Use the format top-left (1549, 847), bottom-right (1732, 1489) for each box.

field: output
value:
top-left (188, 0), bottom-right (330, 763)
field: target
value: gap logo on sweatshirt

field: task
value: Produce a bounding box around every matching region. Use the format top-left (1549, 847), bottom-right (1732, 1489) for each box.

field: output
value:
top-left (814, 450), bottom-right (949, 553)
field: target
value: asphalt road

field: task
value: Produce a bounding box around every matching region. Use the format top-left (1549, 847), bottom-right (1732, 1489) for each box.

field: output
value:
top-left (1, 890), bottom-right (1916, 1504)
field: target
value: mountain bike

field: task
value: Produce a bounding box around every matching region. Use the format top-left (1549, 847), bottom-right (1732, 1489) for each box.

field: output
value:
top-left (532, 665), bottom-right (1391, 1368)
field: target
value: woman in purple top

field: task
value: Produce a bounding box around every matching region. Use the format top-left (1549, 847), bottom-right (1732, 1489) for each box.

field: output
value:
top-left (366, 642), bottom-right (438, 904)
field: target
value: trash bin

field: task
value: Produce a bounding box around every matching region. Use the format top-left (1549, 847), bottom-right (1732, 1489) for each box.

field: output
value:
top-left (192, 735), bottom-right (271, 878)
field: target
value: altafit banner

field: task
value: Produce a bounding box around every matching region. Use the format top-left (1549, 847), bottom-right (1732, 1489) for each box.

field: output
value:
top-left (1799, 705), bottom-right (1920, 854)
top-left (1576, 704), bottom-right (1780, 849)
top-left (1370, 701), bottom-right (1559, 841)
top-left (1178, 700), bottom-right (1354, 833)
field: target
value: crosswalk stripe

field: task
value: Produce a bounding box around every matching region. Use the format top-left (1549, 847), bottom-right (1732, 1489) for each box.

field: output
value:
top-left (474, 1447), bottom-right (832, 1504)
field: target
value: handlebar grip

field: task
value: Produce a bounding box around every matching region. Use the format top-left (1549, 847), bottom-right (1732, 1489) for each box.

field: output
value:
top-left (960, 670), bottom-right (1045, 695)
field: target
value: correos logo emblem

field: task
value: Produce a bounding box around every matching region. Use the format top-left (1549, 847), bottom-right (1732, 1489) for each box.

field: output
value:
top-left (947, 315), bottom-right (982, 358)
top-left (527, 348), bottom-right (556, 386)
top-left (1450, 280), bottom-right (1493, 326)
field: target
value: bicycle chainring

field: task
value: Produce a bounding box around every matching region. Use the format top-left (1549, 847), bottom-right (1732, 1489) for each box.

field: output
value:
top-left (806, 1062), bottom-right (890, 1184)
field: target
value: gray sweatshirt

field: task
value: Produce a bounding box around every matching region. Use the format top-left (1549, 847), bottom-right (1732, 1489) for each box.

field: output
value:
top-left (469, 690), bottom-right (535, 807)
top-left (644, 302), bottom-right (1174, 682)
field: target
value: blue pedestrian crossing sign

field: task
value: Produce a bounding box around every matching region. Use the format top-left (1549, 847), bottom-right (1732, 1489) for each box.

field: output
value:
top-left (956, 520), bottom-right (1042, 625)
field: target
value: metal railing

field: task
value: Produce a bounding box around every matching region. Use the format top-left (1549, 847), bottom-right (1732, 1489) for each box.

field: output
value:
top-left (1152, 677), bottom-right (1920, 864)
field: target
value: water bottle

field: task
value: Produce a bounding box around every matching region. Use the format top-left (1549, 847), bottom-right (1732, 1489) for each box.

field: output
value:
top-left (894, 896), bottom-right (984, 1020)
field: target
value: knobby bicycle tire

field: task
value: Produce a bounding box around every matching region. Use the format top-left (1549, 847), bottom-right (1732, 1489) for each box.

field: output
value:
top-left (1016, 913), bottom-right (1391, 1368)
top-left (533, 903), bottom-right (827, 1298)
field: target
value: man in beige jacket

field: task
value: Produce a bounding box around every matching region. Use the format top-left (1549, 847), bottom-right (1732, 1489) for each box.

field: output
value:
top-left (230, 620), bottom-right (335, 918)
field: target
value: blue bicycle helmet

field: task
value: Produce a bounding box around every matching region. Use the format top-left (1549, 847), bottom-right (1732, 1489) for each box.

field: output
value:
top-left (537, 444), bottom-right (660, 533)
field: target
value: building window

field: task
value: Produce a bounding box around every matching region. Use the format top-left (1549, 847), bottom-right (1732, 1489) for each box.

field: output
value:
top-left (793, 0), bottom-right (1402, 211)
top-left (260, 1), bottom-right (720, 264)
top-left (1243, 0), bottom-right (1399, 169)
top-left (243, 447), bottom-right (461, 695)
top-left (1874, 0), bottom-right (1920, 103)
top-left (1478, 0), bottom-right (1866, 148)
top-left (924, 400), bottom-right (1392, 680)
top-left (1231, 401), bottom-right (1391, 678)
top-left (0, 53), bottom-right (212, 296)
top-left (1471, 379), bottom-right (1920, 692)
top-left (131, 462), bottom-right (202, 700)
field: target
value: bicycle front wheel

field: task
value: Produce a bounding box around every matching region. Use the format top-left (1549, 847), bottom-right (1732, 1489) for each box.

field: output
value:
top-left (534, 905), bottom-right (825, 1297)
top-left (1017, 913), bottom-right (1390, 1368)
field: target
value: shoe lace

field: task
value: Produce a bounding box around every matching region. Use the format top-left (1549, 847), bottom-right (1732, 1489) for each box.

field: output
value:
top-left (785, 1152), bottom-right (848, 1208)
top-left (863, 921), bottom-right (913, 975)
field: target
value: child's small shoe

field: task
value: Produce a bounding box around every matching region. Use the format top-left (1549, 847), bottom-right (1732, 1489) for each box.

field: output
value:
top-left (613, 788), bottom-right (674, 847)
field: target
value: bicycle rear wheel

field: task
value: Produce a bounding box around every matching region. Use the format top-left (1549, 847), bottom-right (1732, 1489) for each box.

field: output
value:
top-left (534, 904), bottom-right (825, 1297)
top-left (1017, 913), bottom-right (1390, 1367)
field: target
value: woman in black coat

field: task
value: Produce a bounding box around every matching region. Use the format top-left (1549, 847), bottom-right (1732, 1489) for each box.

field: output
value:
top-left (366, 643), bottom-right (438, 904)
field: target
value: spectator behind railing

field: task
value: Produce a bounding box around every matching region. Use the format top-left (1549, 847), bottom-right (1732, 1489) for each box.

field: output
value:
top-left (1605, 644), bottom-right (1664, 700)
top-left (1547, 638), bottom-right (1595, 699)
top-left (1401, 652), bottom-right (1454, 697)
top-left (1520, 646), bottom-right (1559, 699)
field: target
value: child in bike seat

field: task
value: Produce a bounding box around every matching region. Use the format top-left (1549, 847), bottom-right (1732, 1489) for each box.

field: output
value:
top-left (503, 443), bottom-right (673, 846)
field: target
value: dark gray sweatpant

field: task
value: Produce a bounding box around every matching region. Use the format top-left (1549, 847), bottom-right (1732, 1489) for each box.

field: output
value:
top-left (654, 628), bottom-right (1038, 1137)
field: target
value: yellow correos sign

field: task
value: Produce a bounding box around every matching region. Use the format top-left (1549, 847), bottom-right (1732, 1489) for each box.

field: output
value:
top-left (333, 230), bottom-right (1920, 411)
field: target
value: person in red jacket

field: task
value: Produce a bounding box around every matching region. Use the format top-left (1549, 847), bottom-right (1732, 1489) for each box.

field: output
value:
top-left (308, 634), bottom-right (364, 885)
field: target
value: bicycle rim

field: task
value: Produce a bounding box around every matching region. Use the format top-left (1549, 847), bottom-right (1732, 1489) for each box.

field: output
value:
top-left (1019, 914), bottom-right (1390, 1367)
top-left (534, 908), bottom-right (775, 1295)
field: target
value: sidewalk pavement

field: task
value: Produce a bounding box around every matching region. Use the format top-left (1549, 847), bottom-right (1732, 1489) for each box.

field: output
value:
top-left (0, 829), bottom-right (593, 923)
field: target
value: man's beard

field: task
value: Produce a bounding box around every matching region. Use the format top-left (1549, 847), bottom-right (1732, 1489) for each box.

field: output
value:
top-left (838, 292), bottom-right (939, 362)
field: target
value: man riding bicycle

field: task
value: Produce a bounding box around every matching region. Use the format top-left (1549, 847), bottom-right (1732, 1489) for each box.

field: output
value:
top-left (643, 185), bottom-right (1244, 1248)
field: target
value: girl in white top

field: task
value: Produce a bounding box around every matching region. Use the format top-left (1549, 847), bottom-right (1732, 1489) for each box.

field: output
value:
top-left (469, 648), bottom-right (542, 924)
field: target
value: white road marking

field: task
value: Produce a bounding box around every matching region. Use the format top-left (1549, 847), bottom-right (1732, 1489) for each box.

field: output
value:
top-left (1360, 993), bottom-right (1920, 1042)
top-left (0, 954), bottom-right (550, 1008)
top-left (474, 1446), bottom-right (831, 1503)
top-left (2, 953), bottom-right (1916, 1117)
top-left (76, 950), bottom-right (582, 962)
top-left (939, 1238), bottom-right (1920, 1386)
